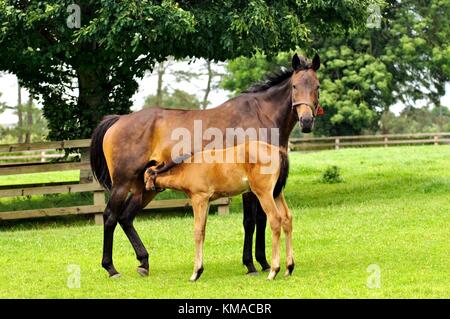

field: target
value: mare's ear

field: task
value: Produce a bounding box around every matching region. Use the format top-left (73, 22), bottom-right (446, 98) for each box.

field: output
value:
top-left (292, 53), bottom-right (300, 70)
top-left (312, 53), bottom-right (320, 71)
top-left (292, 53), bottom-right (308, 71)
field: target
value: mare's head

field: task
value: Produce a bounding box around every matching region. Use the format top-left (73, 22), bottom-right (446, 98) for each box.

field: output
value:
top-left (290, 53), bottom-right (324, 133)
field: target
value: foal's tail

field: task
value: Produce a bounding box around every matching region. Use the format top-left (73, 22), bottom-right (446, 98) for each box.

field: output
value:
top-left (90, 115), bottom-right (121, 191)
top-left (273, 150), bottom-right (289, 198)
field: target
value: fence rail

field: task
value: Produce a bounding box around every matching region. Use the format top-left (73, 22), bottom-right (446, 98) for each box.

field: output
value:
top-left (289, 132), bottom-right (450, 151)
top-left (0, 139), bottom-right (230, 223)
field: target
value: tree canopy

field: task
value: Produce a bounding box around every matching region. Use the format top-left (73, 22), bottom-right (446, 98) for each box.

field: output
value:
top-left (143, 88), bottom-right (200, 110)
top-left (0, 0), bottom-right (377, 139)
top-left (221, 0), bottom-right (450, 136)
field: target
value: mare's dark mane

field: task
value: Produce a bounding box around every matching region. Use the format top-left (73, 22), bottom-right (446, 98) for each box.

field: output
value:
top-left (244, 68), bottom-right (294, 93)
top-left (243, 54), bottom-right (314, 94)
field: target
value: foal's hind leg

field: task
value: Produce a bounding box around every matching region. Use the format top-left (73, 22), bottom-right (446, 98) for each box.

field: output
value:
top-left (254, 193), bottom-right (282, 280)
top-left (190, 194), bottom-right (210, 282)
top-left (275, 191), bottom-right (294, 276)
top-left (118, 189), bottom-right (157, 277)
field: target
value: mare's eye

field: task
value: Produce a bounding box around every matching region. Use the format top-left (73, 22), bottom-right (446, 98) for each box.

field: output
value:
top-left (293, 85), bottom-right (296, 89)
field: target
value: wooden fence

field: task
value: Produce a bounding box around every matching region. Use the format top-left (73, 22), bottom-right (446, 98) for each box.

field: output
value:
top-left (289, 132), bottom-right (450, 151)
top-left (0, 139), bottom-right (230, 223)
top-left (1, 132), bottom-right (448, 222)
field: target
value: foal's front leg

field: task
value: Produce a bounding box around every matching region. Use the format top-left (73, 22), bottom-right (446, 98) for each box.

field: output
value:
top-left (190, 194), bottom-right (210, 281)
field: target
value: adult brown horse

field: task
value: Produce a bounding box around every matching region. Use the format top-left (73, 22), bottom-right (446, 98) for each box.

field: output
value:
top-left (90, 53), bottom-right (323, 278)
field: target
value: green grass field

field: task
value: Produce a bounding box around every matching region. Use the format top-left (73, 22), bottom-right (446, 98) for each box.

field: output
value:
top-left (0, 145), bottom-right (449, 298)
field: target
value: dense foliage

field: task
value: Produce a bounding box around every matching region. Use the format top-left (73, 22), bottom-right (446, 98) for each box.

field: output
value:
top-left (221, 0), bottom-right (450, 136)
top-left (0, 0), bottom-right (376, 139)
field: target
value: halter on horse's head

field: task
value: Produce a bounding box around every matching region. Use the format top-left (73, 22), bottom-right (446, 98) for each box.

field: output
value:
top-left (290, 53), bottom-right (324, 133)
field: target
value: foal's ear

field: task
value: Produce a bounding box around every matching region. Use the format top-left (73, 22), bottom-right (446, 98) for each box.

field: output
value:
top-left (312, 53), bottom-right (320, 71)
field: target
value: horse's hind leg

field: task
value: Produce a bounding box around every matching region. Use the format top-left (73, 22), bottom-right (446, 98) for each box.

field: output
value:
top-left (190, 194), bottom-right (210, 282)
top-left (102, 186), bottom-right (129, 277)
top-left (118, 189), bottom-right (157, 277)
top-left (275, 191), bottom-right (294, 276)
top-left (242, 193), bottom-right (258, 274)
top-left (255, 203), bottom-right (271, 272)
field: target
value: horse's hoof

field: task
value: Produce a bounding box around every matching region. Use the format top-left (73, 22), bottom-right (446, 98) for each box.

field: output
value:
top-left (137, 267), bottom-right (149, 277)
top-left (110, 273), bottom-right (121, 279)
top-left (246, 271), bottom-right (259, 276)
top-left (262, 267), bottom-right (271, 273)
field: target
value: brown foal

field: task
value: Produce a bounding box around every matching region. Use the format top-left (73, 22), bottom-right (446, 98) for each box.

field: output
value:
top-left (144, 141), bottom-right (293, 281)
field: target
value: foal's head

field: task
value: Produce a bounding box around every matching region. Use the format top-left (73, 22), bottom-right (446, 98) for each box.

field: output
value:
top-left (290, 53), bottom-right (324, 133)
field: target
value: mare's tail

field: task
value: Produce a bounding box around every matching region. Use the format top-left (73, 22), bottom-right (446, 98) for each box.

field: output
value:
top-left (90, 115), bottom-right (120, 191)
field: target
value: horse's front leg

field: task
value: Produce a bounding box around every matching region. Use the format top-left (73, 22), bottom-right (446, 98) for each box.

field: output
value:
top-left (190, 194), bottom-right (210, 281)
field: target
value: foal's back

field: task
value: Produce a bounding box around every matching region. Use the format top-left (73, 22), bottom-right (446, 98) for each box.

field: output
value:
top-left (165, 141), bottom-right (282, 198)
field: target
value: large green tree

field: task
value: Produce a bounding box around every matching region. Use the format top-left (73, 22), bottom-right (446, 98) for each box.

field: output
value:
top-left (143, 88), bottom-right (200, 110)
top-left (221, 0), bottom-right (450, 136)
top-left (0, 0), bottom-right (377, 140)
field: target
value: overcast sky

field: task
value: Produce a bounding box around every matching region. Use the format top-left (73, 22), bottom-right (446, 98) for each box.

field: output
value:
top-left (1, 60), bottom-right (449, 125)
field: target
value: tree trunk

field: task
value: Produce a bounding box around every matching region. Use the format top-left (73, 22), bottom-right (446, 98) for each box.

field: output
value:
top-left (380, 106), bottom-right (389, 135)
top-left (77, 67), bottom-right (110, 183)
top-left (202, 60), bottom-right (213, 110)
top-left (25, 95), bottom-right (33, 143)
top-left (17, 82), bottom-right (23, 143)
top-left (77, 67), bottom-right (109, 138)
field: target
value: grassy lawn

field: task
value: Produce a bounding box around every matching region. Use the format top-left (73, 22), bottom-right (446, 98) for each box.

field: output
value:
top-left (0, 145), bottom-right (449, 298)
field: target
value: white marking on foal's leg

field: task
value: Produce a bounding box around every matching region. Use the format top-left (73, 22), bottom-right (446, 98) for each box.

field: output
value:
top-left (267, 267), bottom-right (280, 280)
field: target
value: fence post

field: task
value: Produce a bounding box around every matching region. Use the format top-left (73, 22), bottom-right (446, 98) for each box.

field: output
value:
top-left (384, 136), bottom-right (388, 148)
top-left (41, 151), bottom-right (46, 162)
top-left (335, 138), bottom-right (340, 150)
top-left (93, 190), bottom-right (105, 225)
top-left (217, 198), bottom-right (230, 216)
top-left (80, 149), bottom-right (93, 184)
top-left (434, 135), bottom-right (439, 145)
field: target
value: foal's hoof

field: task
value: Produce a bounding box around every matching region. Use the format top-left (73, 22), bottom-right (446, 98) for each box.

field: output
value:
top-left (190, 267), bottom-right (204, 282)
top-left (137, 267), bottom-right (149, 277)
top-left (266, 267), bottom-right (280, 281)
top-left (284, 264), bottom-right (295, 277)
top-left (110, 273), bottom-right (121, 279)
top-left (246, 271), bottom-right (259, 276)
